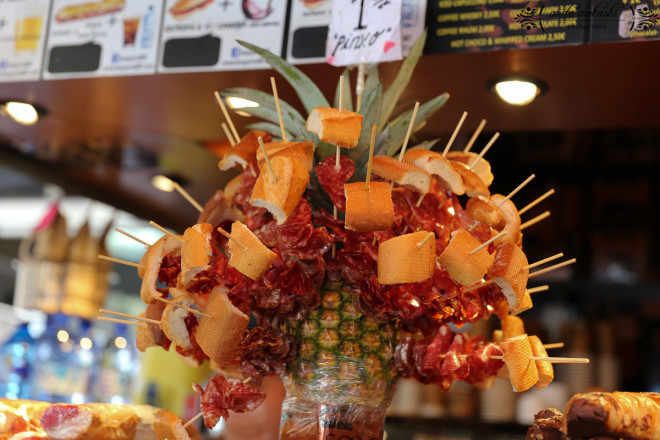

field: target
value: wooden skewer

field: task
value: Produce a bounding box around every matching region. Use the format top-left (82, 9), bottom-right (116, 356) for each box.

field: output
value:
top-left (527, 285), bottom-right (550, 294)
top-left (182, 412), bottom-right (203, 429)
top-left (521, 211), bottom-right (551, 231)
top-left (155, 297), bottom-right (212, 319)
top-left (98, 254), bottom-right (145, 268)
top-left (365, 125), bottom-right (377, 192)
top-left (336, 76), bottom-right (344, 169)
top-left (221, 122), bottom-right (236, 146)
top-left (463, 279), bottom-right (494, 293)
top-left (416, 193), bottom-right (425, 207)
top-left (270, 77), bottom-right (288, 142)
top-left (99, 309), bottom-right (161, 325)
top-left (528, 258), bottom-right (576, 279)
top-left (471, 231), bottom-right (506, 255)
top-left (525, 253), bottom-right (563, 270)
top-left (115, 228), bottom-right (151, 247)
top-left (217, 226), bottom-right (247, 250)
top-left (417, 232), bottom-right (434, 248)
top-left (463, 118), bottom-right (486, 153)
top-left (498, 174), bottom-right (536, 207)
top-left (257, 136), bottom-right (277, 184)
top-left (519, 189), bottom-right (555, 216)
top-left (97, 316), bottom-right (140, 326)
top-left (172, 182), bottom-right (204, 213)
top-left (398, 102), bottom-right (420, 161)
top-left (543, 342), bottom-right (564, 349)
top-left (438, 353), bottom-right (588, 363)
top-left (469, 132), bottom-right (499, 169)
top-left (442, 111), bottom-right (468, 157)
top-left (214, 91), bottom-right (240, 142)
top-left (242, 376), bottom-right (253, 384)
top-left (372, 235), bottom-right (378, 247)
top-left (331, 206), bottom-right (337, 259)
top-left (149, 221), bottom-right (184, 243)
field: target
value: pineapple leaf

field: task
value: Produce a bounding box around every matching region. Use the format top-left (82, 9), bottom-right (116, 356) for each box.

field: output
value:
top-left (386, 93), bottom-right (449, 157)
top-left (378, 30), bottom-right (427, 132)
top-left (245, 122), bottom-right (293, 140)
top-left (348, 82), bottom-right (383, 162)
top-left (413, 138), bottom-right (441, 151)
top-left (333, 68), bottom-right (353, 112)
top-left (238, 40), bottom-right (330, 114)
top-left (353, 125), bottom-right (390, 181)
top-left (220, 88), bottom-right (306, 138)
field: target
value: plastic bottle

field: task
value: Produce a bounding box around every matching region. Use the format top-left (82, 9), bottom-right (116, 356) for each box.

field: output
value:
top-left (93, 323), bottom-right (138, 404)
top-left (0, 322), bottom-right (35, 399)
top-left (140, 6), bottom-right (154, 49)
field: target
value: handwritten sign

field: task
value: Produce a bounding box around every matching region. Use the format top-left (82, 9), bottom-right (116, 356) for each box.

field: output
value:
top-left (326, 0), bottom-right (403, 66)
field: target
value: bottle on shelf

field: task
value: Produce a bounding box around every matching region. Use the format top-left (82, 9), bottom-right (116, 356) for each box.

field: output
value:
top-left (92, 323), bottom-right (138, 404)
top-left (0, 322), bottom-right (36, 399)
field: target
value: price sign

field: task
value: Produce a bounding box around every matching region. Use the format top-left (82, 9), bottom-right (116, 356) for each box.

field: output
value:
top-left (326, 0), bottom-right (403, 66)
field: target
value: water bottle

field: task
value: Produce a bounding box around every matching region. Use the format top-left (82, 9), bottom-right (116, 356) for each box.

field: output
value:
top-left (93, 323), bottom-right (138, 404)
top-left (31, 314), bottom-right (90, 403)
top-left (0, 322), bottom-right (35, 399)
top-left (140, 6), bottom-right (154, 49)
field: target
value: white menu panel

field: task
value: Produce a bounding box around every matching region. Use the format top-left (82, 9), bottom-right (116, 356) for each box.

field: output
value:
top-left (158, 0), bottom-right (287, 73)
top-left (286, 0), bottom-right (332, 65)
top-left (43, 0), bottom-right (163, 79)
top-left (0, 0), bottom-right (51, 83)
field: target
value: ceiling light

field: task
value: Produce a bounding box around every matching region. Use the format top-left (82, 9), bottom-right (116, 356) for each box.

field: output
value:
top-left (2, 101), bottom-right (40, 125)
top-left (488, 77), bottom-right (546, 106)
top-left (151, 175), bottom-right (175, 192)
top-left (226, 97), bottom-right (259, 109)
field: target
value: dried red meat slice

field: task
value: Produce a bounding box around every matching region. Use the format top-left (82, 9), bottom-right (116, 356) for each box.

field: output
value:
top-left (316, 155), bottom-right (355, 211)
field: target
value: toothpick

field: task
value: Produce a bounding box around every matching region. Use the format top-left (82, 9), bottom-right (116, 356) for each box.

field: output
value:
top-left (520, 211), bottom-right (551, 231)
top-left (97, 316), bottom-right (140, 326)
top-left (258, 136), bottom-right (277, 184)
top-left (463, 279), bottom-right (494, 293)
top-left (543, 342), bottom-right (564, 349)
top-left (398, 102), bottom-right (420, 161)
top-left (498, 174), bottom-right (536, 207)
top-left (99, 309), bottom-right (160, 325)
top-left (115, 228), bottom-right (151, 247)
top-left (417, 232), bottom-right (434, 248)
top-left (519, 189), bottom-right (555, 216)
top-left (416, 193), bottom-right (425, 207)
top-left (438, 353), bottom-right (588, 363)
top-left (338, 75), bottom-right (344, 112)
top-left (155, 297), bottom-right (212, 319)
top-left (270, 77), bottom-right (288, 142)
top-left (356, 63), bottom-right (366, 112)
top-left (372, 235), bottom-right (378, 247)
top-left (365, 125), bottom-right (377, 192)
top-left (331, 206), bottom-right (337, 259)
top-left (149, 221), bottom-right (185, 243)
top-left (242, 376), bottom-right (253, 384)
top-left (464, 119), bottom-right (486, 153)
top-left (527, 285), bottom-right (550, 294)
top-left (98, 255), bottom-right (145, 268)
top-left (471, 231), bottom-right (506, 255)
top-left (525, 253), bottom-right (563, 270)
top-left (182, 412), bottom-right (203, 429)
top-left (214, 91), bottom-right (240, 141)
top-left (217, 226), bottom-right (247, 250)
top-left (221, 122), bottom-right (236, 146)
top-left (442, 111), bottom-right (467, 157)
top-left (469, 132), bottom-right (499, 169)
top-left (172, 182), bottom-right (203, 213)
top-left (528, 258), bottom-right (576, 279)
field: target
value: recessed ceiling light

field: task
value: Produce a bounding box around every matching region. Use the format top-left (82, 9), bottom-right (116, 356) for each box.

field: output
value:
top-left (1, 101), bottom-right (45, 125)
top-left (488, 77), bottom-right (547, 106)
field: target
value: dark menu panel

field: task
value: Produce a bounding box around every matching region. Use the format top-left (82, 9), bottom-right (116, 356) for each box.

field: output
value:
top-left (587, 1), bottom-right (660, 43)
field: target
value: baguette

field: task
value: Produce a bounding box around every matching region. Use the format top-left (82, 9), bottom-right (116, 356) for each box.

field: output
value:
top-left (563, 392), bottom-right (660, 439)
top-left (404, 148), bottom-right (465, 195)
top-left (501, 314), bottom-right (525, 341)
top-left (490, 194), bottom-right (521, 247)
top-left (139, 235), bottom-right (182, 304)
top-left (466, 196), bottom-right (505, 230)
top-left (41, 403), bottom-right (137, 440)
top-left (55, 0), bottom-right (124, 22)
top-left (223, 176), bottom-right (243, 203)
top-left (306, 107), bottom-right (363, 149)
top-left (160, 294), bottom-right (198, 349)
top-left (371, 156), bottom-right (432, 194)
top-left (450, 161), bottom-right (490, 198)
top-left (0, 400), bottom-right (49, 434)
top-left (218, 130), bottom-right (271, 171)
top-left (377, 231), bottom-right (436, 284)
top-left (180, 223), bottom-right (213, 286)
top-left (488, 242), bottom-right (529, 310)
top-left (197, 189), bottom-right (243, 227)
top-left (501, 334), bottom-right (538, 392)
top-left (153, 410), bottom-right (190, 440)
top-left (196, 287), bottom-right (249, 368)
top-left (344, 182), bottom-right (394, 232)
top-left (256, 141), bottom-right (315, 172)
top-left (249, 156), bottom-right (309, 225)
top-left (437, 229), bottom-right (493, 287)
top-left (511, 290), bottom-right (533, 315)
top-left (446, 151), bottom-right (494, 187)
top-left (227, 221), bottom-right (277, 280)
top-left (528, 335), bottom-right (553, 390)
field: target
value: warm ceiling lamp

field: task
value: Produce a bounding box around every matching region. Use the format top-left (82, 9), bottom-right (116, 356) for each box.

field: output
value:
top-left (489, 77), bottom-right (546, 106)
top-left (1, 100), bottom-right (43, 125)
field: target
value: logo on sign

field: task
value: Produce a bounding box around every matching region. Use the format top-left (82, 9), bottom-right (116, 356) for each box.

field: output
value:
top-left (231, 47), bottom-right (241, 58)
top-left (631, 6), bottom-right (659, 31)
top-left (515, 7), bottom-right (544, 30)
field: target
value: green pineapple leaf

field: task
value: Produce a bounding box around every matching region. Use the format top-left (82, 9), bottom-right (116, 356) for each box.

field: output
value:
top-left (353, 124), bottom-right (391, 181)
top-left (348, 82), bottom-right (383, 162)
top-left (333, 68), bottom-right (353, 112)
top-left (245, 122), bottom-right (293, 140)
top-left (238, 40), bottom-right (330, 114)
top-left (378, 29), bottom-right (427, 132)
top-left (386, 93), bottom-right (449, 156)
top-left (412, 138), bottom-right (441, 151)
top-left (220, 87), bottom-right (306, 138)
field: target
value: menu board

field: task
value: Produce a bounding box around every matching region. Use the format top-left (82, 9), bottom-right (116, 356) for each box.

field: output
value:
top-left (426, 0), bottom-right (588, 54)
top-left (0, 0), bottom-right (51, 82)
top-left (587, 1), bottom-right (660, 43)
top-left (158, 0), bottom-right (287, 72)
top-left (43, 0), bottom-right (162, 79)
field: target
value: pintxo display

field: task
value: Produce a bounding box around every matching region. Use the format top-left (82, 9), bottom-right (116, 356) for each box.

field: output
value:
top-left (99, 35), bottom-right (586, 439)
